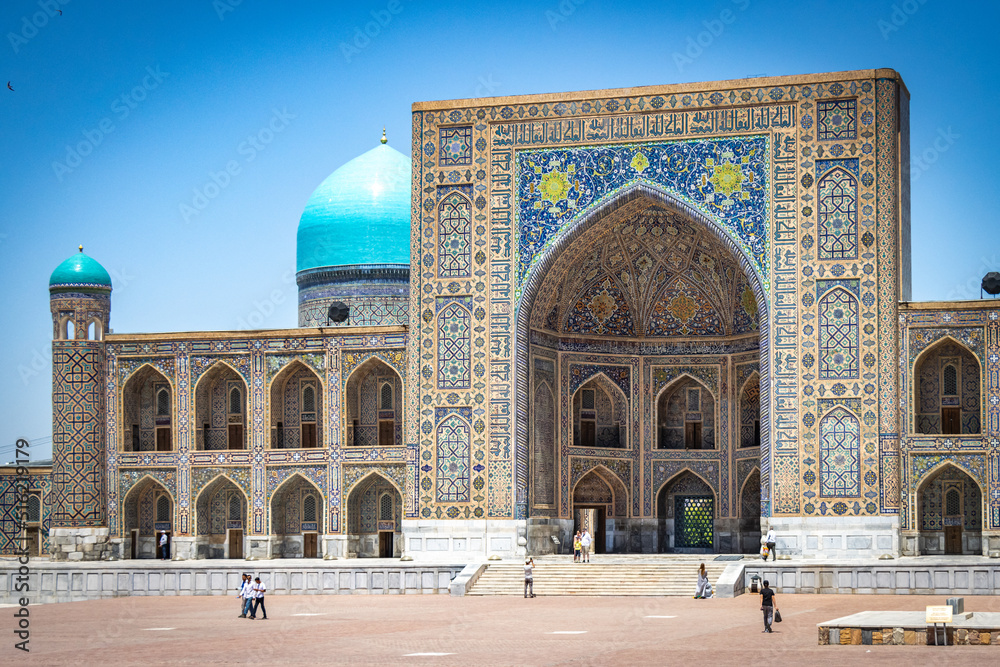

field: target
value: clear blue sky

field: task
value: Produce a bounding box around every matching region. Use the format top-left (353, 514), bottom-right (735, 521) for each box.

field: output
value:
top-left (2, 0), bottom-right (997, 461)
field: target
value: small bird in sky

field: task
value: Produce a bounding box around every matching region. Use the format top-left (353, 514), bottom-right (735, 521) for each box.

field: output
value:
top-left (6, 82), bottom-right (12, 92)
top-left (57, 9), bottom-right (62, 14)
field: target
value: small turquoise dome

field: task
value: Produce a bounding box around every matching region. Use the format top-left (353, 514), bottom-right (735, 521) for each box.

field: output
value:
top-left (49, 247), bottom-right (112, 289)
top-left (297, 138), bottom-right (411, 273)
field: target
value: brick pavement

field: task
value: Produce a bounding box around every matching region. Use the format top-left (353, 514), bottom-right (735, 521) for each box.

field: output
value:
top-left (7, 593), bottom-right (1000, 665)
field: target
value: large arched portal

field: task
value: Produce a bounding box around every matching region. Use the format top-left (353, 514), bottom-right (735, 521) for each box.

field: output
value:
top-left (523, 193), bottom-right (765, 554)
top-left (917, 465), bottom-right (983, 555)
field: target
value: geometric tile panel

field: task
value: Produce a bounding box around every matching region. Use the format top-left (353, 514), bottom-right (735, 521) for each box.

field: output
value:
top-left (819, 288), bottom-right (859, 380)
top-left (819, 407), bottom-right (861, 497)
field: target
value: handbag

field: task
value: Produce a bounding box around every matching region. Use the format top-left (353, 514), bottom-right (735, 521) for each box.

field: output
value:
top-left (774, 610), bottom-right (782, 623)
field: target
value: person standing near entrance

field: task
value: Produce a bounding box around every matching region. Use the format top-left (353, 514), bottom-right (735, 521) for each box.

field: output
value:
top-left (159, 530), bottom-right (169, 560)
top-left (580, 530), bottom-right (592, 563)
top-left (524, 557), bottom-right (536, 598)
top-left (764, 526), bottom-right (776, 561)
top-left (573, 531), bottom-right (582, 563)
top-left (759, 579), bottom-right (778, 632)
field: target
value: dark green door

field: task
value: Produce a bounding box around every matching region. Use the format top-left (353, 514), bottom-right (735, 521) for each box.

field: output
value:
top-left (675, 496), bottom-right (714, 549)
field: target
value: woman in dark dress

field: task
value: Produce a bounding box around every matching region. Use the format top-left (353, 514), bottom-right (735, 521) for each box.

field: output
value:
top-left (759, 580), bottom-right (778, 633)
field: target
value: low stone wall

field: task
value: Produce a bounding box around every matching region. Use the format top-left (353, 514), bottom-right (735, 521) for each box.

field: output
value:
top-left (745, 560), bottom-right (1000, 595)
top-left (819, 625), bottom-right (1000, 645)
top-left (0, 560), bottom-right (464, 604)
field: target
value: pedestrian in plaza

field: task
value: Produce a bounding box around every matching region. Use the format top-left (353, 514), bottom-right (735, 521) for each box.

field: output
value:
top-left (759, 579), bottom-right (778, 633)
top-left (764, 525), bottom-right (776, 561)
top-left (250, 577), bottom-right (268, 620)
top-left (693, 563), bottom-right (712, 599)
top-left (240, 574), bottom-right (255, 618)
top-left (580, 529), bottom-right (592, 563)
top-left (524, 557), bottom-right (536, 598)
top-left (237, 573), bottom-right (250, 617)
top-left (159, 530), bottom-right (169, 560)
top-left (573, 531), bottom-right (582, 563)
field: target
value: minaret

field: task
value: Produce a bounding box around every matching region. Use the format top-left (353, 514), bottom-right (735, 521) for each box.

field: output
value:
top-left (48, 246), bottom-right (113, 560)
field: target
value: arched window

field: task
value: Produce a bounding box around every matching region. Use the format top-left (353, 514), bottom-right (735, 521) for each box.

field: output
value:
top-left (945, 488), bottom-right (961, 516)
top-left (228, 493), bottom-right (241, 522)
top-left (942, 364), bottom-right (958, 397)
top-left (156, 494), bottom-right (170, 522)
top-left (27, 494), bottom-right (41, 523)
top-left (819, 408), bottom-right (861, 497)
top-left (229, 387), bottom-right (242, 415)
top-left (379, 493), bottom-right (393, 521)
top-left (380, 383), bottom-right (393, 411)
top-left (89, 319), bottom-right (103, 341)
top-left (86, 321), bottom-right (95, 340)
top-left (302, 385), bottom-right (316, 413)
top-left (66, 320), bottom-right (75, 340)
top-left (302, 494), bottom-right (317, 522)
top-left (156, 388), bottom-right (170, 416)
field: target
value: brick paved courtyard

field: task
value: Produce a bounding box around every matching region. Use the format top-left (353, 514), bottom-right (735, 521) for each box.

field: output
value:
top-left (7, 593), bottom-right (1000, 665)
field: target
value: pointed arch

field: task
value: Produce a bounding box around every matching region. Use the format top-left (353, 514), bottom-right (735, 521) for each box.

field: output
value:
top-left (345, 470), bottom-right (405, 501)
top-left (818, 287), bottom-right (859, 379)
top-left (914, 459), bottom-right (985, 498)
top-left (911, 335), bottom-right (983, 435)
top-left (572, 464), bottom-right (629, 517)
top-left (344, 357), bottom-right (404, 447)
top-left (268, 359), bottom-right (324, 450)
top-left (121, 365), bottom-right (173, 452)
top-left (571, 372), bottom-right (628, 449)
top-left (194, 361), bottom-right (248, 451)
top-left (655, 374), bottom-right (716, 450)
top-left (192, 473), bottom-right (249, 538)
top-left (269, 472), bottom-right (325, 538)
top-left (655, 467), bottom-right (717, 512)
top-left (739, 371), bottom-right (761, 449)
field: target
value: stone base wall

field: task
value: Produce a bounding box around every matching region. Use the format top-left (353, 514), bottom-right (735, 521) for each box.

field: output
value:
top-left (767, 516), bottom-right (900, 559)
top-left (49, 527), bottom-right (112, 562)
top-left (902, 530), bottom-right (1000, 557)
top-left (819, 626), bottom-right (1000, 646)
top-left (745, 561), bottom-right (1000, 595)
top-left (403, 519), bottom-right (525, 560)
top-left (0, 561), bottom-right (464, 604)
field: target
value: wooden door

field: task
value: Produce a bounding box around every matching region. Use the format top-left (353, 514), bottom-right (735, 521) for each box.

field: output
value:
top-left (229, 529), bottom-right (243, 559)
top-left (378, 420), bottom-right (394, 446)
top-left (945, 526), bottom-right (962, 554)
top-left (685, 422), bottom-right (703, 449)
top-left (25, 528), bottom-right (39, 557)
top-left (303, 533), bottom-right (318, 558)
top-left (132, 424), bottom-right (140, 451)
top-left (130, 529), bottom-right (139, 559)
top-left (942, 408), bottom-right (961, 434)
top-left (581, 421), bottom-right (595, 447)
top-left (301, 423), bottom-right (317, 448)
top-left (228, 424), bottom-right (244, 450)
top-left (156, 428), bottom-right (171, 451)
top-left (378, 531), bottom-right (393, 558)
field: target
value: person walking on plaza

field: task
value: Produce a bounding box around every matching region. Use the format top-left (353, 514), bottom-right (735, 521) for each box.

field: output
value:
top-left (580, 530), bottom-right (592, 563)
top-left (250, 577), bottom-right (268, 620)
top-left (764, 526), bottom-right (776, 561)
top-left (573, 531), bottom-right (582, 563)
top-left (237, 574), bottom-right (250, 618)
top-left (694, 563), bottom-right (712, 598)
top-left (240, 574), bottom-right (255, 618)
top-left (759, 579), bottom-right (778, 633)
top-left (524, 557), bottom-right (536, 598)
top-left (159, 530), bottom-right (169, 560)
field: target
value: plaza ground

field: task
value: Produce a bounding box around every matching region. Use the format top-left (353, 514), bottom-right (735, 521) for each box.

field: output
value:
top-left (7, 592), bottom-right (1000, 665)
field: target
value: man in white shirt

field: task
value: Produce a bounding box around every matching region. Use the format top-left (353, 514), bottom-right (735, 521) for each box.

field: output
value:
top-left (158, 531), bottom-right (168, 560)
top-left (250, 577), bottom-right (267, 620)
top-left (765, 527), bottom-right (776, 561)
top-left (580, 530), bottom-right (592, 563)
top-left (240, 575), bottom-right (254, 618)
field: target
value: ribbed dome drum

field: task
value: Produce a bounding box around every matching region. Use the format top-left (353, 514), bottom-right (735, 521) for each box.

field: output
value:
top-left (296, 136), bottom-right (411, 328)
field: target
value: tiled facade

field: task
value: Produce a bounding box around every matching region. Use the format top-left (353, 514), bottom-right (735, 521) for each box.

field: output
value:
top-left (7, 70), bottom-right (998, 561)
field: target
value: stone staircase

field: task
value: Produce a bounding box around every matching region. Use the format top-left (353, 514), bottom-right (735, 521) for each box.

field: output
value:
top-left (467, 558), bottom-right (731, 596)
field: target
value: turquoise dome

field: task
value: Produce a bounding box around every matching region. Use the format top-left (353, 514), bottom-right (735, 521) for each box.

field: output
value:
top-left (297, 140), bottom-right (411, 273)
top-left (49, 247), bottom-right (112, 289)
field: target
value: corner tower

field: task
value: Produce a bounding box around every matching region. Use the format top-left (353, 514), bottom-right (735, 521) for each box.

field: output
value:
top-left (48, 246), bottom-right (112, 560)
top-left (296, 130), bottom-right (411, 327)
